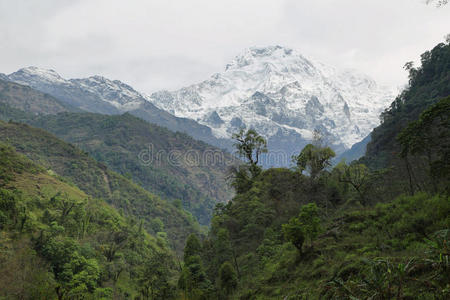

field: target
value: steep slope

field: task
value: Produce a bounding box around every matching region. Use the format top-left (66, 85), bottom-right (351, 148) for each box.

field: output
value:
top-left (0, 78), bottom-right (74, 115)
top-left (0, 79), bottom-right (234, 225)
top-left (363, 41), bottom-right (450, 169)
top-left (149, 46), bottom-right (394, 164)
top-left (0, 120), bottom-right (202, 252)
top-left (29, 112), bottom-right (234, 225)
top-left (3, 68), bottom-right (231, 149)
top-left (0, 142), bottom-right (178, 299)
top-left (334, 134), bottom-right (371, 163)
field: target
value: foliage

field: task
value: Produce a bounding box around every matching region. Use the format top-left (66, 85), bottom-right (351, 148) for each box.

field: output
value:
top-left (218, 261), bottom-right (238, 297)
top-left (398, 96), bottom-right (450, 194)
top-left (0, 143), bottom-right (178, 299)
top-left (26, 112), bottom-right (233, 225)
top-left (179, 234), bottom-right (212, 299)
top-left (0, 120), bottom-right (202, 253)
top-left (293, 143), bottom-right (335, 179)
top-left (232, 128), bottom-right (267, 177)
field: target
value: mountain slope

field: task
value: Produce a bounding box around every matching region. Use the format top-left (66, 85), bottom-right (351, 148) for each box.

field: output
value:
top-left (149, 46), bottom-right (394, 164)
top-left (0, 78), bottom-right (74, 115)
top-left (29, 112), bottom-right (234, 224)
top-left (363, 41), bottom-right (450, 169)
top-left (4, 48), bottom-right (393, 167)
top-left (3, 68), bottom-right (231, 150)
top-left (0, 142), bottom-right (178, 298)
top-left (0, 120), bottom-right (202, 252)
top-left (0, 79), bottom-right (234, 225)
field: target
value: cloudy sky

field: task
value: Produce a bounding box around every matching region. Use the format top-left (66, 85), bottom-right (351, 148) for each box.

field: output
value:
top-left (0, 0), bottom-right (449, 93)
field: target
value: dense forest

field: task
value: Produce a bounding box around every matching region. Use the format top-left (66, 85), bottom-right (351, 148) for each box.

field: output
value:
top-left (0, 40), bottom-right (449, 299)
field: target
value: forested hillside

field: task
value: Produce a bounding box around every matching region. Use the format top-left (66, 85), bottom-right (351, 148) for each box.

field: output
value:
top-left (0, 143), bottom-right (178, 299)
top-left (0, 81), bottom-right (234, 225)
top-left (364, 40), bottom-right (450, 169)
top-left (0, 121), bottom-right (201, 252)
top-left (29, 112), bottom-right (234, 225)
top-left (176, 41), bottom-right (450, 299)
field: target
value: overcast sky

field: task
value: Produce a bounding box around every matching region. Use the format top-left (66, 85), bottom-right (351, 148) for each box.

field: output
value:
top-left (0, 0), bottom-right (449, 93)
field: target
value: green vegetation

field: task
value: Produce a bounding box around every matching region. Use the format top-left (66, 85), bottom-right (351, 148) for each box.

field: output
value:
top-left (0, 143), bottom-right (178, 299)
top-left (364, 40), bottom-right (450, 170)
top-left (0, 120), bottom-right (202, 253)
top-left (21, 111), bottom-right (232, 225)
top-left (0, 36), bottom-right (448, 300)
top-left (176, 40), bottom-right (450, 299)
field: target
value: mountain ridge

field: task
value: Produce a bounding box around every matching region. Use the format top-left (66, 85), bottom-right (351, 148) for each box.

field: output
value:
top-left (3, 46), bottom-right (395, 166)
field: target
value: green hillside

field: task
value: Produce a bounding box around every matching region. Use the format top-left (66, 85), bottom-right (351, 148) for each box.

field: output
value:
top-left (0, 142), bottom-right (178, 299)
top-left (363, 41), bottom-right (450, 169)
top-left (0, 120), bottom-right (202, 253)
top-left (0, 79), bottom-right (234, 225)
top-left (29, 112), bottom-right (234, 225)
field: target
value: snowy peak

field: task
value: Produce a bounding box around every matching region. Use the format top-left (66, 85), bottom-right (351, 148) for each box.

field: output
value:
top-left (6, 67), bottom-right (146, 110)
top-left (70, 76), bottom-right (145, 107)
top-left (149, 46), bottom-right (395, 153)
top-left (9, 66), bottom-right (69, 85)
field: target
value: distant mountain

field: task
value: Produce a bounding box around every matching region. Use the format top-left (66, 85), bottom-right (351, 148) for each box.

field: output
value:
top-left (4, 51), bottom-right (393, 166)
top-left (0, 79), bottom-right (75, 116)
top-left (3, 67), bottom-right (231, 150)
top-left (0, 79), bottom-right (234, 225)
top-left (149, 46), bottom-right (395, 165)
top-left (334, 134), bottom-right (371, 164)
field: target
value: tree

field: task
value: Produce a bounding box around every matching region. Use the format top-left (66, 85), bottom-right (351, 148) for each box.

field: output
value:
top-left (184, 234), bottom-right (202, 262)
top-left (40, 236), bottom-right (100, 299)
top-left (283, 203), bottom-right (321, 252)
top-left (180, 234), bottom-right (212, 299)
top-left (338, 163), bottom-right (377, 206)
top-left (282, 217), bottom-right (305, 253)
top-left (232, 128), bottom-right (267, 177)
top-left (138, 252), bottom-right (175, 300)
top-left (398, 96), bottom-right (450, 194)
top-left (293, 144), bottom-right (335, 179)
top-left (218, 262), bottom-right (238, 298)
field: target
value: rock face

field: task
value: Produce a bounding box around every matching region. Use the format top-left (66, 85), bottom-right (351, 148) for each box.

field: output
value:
top-left (148, 46), bottom-right (395, 165)
top-left (4, 46), bottom-right (394, 166)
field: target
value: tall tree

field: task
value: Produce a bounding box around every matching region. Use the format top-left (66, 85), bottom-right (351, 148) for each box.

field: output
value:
top-left (293, 144), bottom-right (335, 179)
top-left (232, 128), bottom-right (267, 177)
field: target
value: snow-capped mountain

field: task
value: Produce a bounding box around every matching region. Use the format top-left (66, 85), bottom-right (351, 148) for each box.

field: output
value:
top-left (2, 46), bottom-right (395, 166)
top-left (2, 66), bottom-right (232, 150)
top-left (7, 67), bottom-right (144, 113)
top-left (149, 46), bottom-right (394, 160)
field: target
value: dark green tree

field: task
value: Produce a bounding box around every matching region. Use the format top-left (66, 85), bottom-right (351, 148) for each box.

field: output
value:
top-left (293, 144), bottom-right (335, 179)
top-left (218, 261), bottom-right (238, 298)
top-left (180, 234), bottom-right (212, 300)
top-left (232, 128), bottom-right (267, 177)
top-left (283, 203), bottom-right (321, 252)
